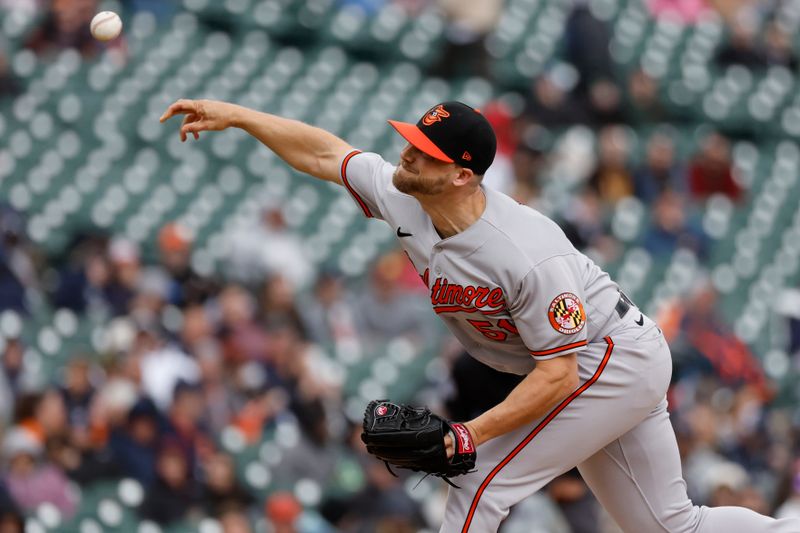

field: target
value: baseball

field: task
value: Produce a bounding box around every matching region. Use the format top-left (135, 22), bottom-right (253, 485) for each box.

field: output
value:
top-left (90, 11), bottom-right (123, 41)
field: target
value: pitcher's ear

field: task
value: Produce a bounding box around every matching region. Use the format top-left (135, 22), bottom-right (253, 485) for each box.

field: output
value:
top-left (453, 167), bottom-right (475, 186)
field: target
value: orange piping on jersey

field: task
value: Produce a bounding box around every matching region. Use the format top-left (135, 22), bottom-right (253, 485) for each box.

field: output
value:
top-left (433, 305), bottom-right (506, 315)
top-left (529, 340), bottom-right (588, 358)
top-left (340, 150), bottom-right (373, 218)
top-left (461, 337), bottom-right (614, 533)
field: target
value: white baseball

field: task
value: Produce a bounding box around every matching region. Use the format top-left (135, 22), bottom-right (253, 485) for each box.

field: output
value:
top-left (90, 11), bottom-right (123, 42)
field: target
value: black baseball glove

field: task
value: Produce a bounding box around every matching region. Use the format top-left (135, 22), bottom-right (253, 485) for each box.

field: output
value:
top-left (361, 399), bottom-right (476, 486)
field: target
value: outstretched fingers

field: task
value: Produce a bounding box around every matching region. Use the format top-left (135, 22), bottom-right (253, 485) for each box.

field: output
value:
top-left (180, 114), bottom-right (201, 142)
top-left (159, 99), bottom-right (197, 123)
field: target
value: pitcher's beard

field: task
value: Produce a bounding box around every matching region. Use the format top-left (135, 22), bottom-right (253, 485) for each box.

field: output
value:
top-left (393, 167), bottom-right (445, 196)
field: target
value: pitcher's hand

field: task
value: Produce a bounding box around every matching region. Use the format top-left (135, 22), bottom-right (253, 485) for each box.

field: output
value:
top-left (160, 99), bottom-right (237, 141)
top-left (444, 422), bottom-right (477, 459)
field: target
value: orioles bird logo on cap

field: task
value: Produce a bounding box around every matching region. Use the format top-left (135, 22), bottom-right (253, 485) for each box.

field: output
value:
top-left (422, 104), bottom-right (450, 126)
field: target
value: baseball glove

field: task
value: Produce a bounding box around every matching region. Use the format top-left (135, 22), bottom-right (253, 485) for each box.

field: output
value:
top-left (361, 399), bottom-right (476, 486)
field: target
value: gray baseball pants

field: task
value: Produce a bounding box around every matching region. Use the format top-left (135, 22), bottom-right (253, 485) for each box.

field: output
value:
top-left (441, 312), bottom-right (800, 533)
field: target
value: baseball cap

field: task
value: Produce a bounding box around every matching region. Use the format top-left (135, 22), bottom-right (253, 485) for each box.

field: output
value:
top-left (2, 427), bottom-right (43, 460)
top-left (388, 101), bottom-right (497, 175)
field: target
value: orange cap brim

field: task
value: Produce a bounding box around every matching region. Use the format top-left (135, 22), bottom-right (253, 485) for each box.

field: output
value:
top-left (387, 120), bottom-right (454, 163)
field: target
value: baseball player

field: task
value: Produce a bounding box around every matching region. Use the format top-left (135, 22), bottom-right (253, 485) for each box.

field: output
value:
top-left (160, 99), bottom-right (800, 532)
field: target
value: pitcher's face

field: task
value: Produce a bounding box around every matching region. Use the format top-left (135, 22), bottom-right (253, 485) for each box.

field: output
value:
top-left (393, 144), bottom-right (459, 196)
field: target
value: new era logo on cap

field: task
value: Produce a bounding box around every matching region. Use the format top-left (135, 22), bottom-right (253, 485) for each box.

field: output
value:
top-left (388, 101), bottom-right (497, 175)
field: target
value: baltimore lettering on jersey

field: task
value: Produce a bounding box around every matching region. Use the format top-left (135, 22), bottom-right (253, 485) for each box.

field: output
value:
top-left (429, 276), bottom-right (506, 315)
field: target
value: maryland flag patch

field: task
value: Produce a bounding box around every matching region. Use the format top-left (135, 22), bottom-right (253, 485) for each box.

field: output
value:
top-left (548, 292), bottom-right (586, 335)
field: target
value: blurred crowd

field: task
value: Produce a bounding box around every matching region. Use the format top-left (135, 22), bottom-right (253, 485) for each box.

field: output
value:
top-left (0, 206), bottom-right (440, 531)
top-left (2, 0), bottom-right (800, 532)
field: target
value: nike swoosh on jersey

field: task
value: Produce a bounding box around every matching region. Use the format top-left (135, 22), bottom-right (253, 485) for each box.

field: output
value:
top-left (635, 314), bottom-right (644, 326)
top-left (396, 227), bottom-right (413, 238)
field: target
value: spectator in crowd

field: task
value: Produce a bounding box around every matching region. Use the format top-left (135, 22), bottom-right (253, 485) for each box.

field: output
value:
top-left (179, 304), bottom-right (217, 359)
top-left (219, 509), bottom-right (254, 533)
top-left (198, 354), bottom-right (238, 438)
top-left (715, 18), bottom-right (764, 68)
top-left (138, 438), bottom-right (202, 525)
top-left (763, 21), bottom-right (798, 70)
top-left (300, 270), bottom-right (361, 349)
top-left (45, 430), bottom-right (118, 486)
top-left (633, 131), bottom-right (688, 203)
top-left (267, 324), bottom-right (337, 414)
top-left (564, 2), bottom-right (615, 97)
top-left (25, 0), bottom-right (102, 58)
top-left (125, 268), bottom-right (169, 337)
top-left (357, 251), bottom-right (437, 344)
top-left (624, 68), bottom-right (668, 126)
top-left (706, 0), bottom-right (763, 23)
top-left (162, 380), bottom-right (214, 475)
top-left (52, 234), bottom-right (119, 317)
top-left (647, 0), bottom-right (712, 24)
top-left (105, 238), bottom-right (141, 317)
top-left (137, 324), bottom-right (201, 412)
top-left (500, 491), bottom-right (573, 533)
top-left (217, 284), bottom-right (272, 364)
top-left (39, 358), bottom-right (119, 485)
top-left (326, 425), bottom-right (426, 532)
top-left (271, 399), bottom-right (339, 488)
top-left (564, 3), bottom-right (626, 125)
top-left (59, 358), bottom-right (95, 442)
top-left (430, 0), bottom-right (502, 79)
top-left (445, 352), bottom-right (522, 421)
top-left (546, 469), bottom-right (601, 533)
top-left (258, 275), bottom-right (307, 335)
top-left (0, 42), bottom-right (21, 99)
top-left (776, 461), bottom-right (800, 519)
top-left (0, 206), bottom-right (39, 315)
top-left (481, 101), bottom-right (519, 197)
top-left (522, 70), bottom-right (587, 130)
top-left (201, 452), bottom-right (253, 518)
top-left (225, 205), bottom-right (315, 290)
top-left (108, 398), bottom-right (160, 487)
top-left (671, 281), bottom-right (768, 391)
top-left (588, 125), bottom-right (635, 206)
top-left (157, 222), bottom-right (217, 308)
top-left (0, 338), bottom-right (26, 428)
top-left (558, 188), bottom-right (616, 261)
top-left (0, 479), bottom-right (23, 533)
top-left (509, 125), bottom-right (552, 205)
top-left (641, 190), bottom-right (708, 259)
top-left (1, 426), bottom-right (77, 519)
top-left (790, 310), bottom-right (800, 358)
top-left (688, 132), bottom-right (743, 202)
top-left (14, 388), bottom-right (69, 445)
top-left (586, 78), bottom-right (625, 127)
top-left (265, 491), bottom-right (303, 533)
top-left (231, 382), bottom-right (284, 445)
top-left (180, 306), bottom-right (235, 435)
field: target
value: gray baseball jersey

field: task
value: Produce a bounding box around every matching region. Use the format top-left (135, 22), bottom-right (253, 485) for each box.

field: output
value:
top-left (341, 150), bottom-right (620, 374)
top-left (340, 150), bottom-right (800, 533)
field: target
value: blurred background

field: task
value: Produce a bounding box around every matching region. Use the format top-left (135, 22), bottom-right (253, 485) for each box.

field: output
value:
top-left (1, 0), bottom-right (800, 531)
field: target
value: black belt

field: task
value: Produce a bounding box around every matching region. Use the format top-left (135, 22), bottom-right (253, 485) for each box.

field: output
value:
top-left (615, 291), bottom-right (634, 318)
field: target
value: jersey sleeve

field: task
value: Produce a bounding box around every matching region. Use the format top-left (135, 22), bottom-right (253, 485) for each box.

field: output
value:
top-left (339, 150), bottom-right (394, 221)
top-left (509, 256), bottom-right (589, 360)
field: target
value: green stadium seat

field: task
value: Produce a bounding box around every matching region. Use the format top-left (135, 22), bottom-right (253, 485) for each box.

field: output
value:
top-left (138, 521), bottom-right (163, 533)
